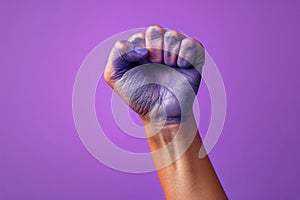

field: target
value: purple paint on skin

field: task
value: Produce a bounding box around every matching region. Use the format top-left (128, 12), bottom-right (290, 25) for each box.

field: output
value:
top-left (131, 37), bottom-right (143, 44)
top-left (1, 1), bottom-right (299, 200)
top-left (134, 46), bottom-right (148, 56)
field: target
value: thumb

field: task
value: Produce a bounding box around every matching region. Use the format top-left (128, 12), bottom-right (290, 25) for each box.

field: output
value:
top-left (105, 40), bottom-right (149, 82)
top-left (121, 45), bottom-right (149, 63)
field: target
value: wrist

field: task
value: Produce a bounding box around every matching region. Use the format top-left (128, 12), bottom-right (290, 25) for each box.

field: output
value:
top-left (142, 113), bottom-right (200, 168)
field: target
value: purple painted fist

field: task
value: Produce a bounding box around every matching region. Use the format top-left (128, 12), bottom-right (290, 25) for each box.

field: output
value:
top-left (104, 26), bottom-right (205, 123)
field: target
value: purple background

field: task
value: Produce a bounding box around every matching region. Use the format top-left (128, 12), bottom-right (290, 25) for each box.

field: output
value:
top-left (1, 0), bottom-right (299, 199)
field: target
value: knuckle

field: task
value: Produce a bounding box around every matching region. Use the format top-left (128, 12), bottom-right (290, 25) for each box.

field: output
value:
top-left (164, 30), bottom-right (183, 41)
top-left (146, 25), bottom-right (164, 39)
top-left (181, 38), bottom-right (196, 49)
top-left (180, 38), bottom-right (198, 54)
top-left (114, 40), bottom-right (127, 51)
top-left (129, 33), bottom-right (145, 44)
top-left (131, 32), bottom-right (144, 39)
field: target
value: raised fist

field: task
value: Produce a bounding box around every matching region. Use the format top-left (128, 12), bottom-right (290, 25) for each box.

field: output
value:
top-left (104, 26), bottom-right (205, 123)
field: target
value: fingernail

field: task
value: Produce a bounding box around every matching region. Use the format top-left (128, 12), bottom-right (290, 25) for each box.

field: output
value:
top-left (134, 46), bottom-right (148, 55)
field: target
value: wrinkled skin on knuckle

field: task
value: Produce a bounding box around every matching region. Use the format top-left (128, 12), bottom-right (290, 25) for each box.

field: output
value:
top-left (146, 25), bottom-right (164, 39)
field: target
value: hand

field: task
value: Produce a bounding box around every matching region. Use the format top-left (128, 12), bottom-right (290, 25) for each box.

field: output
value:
top-left (104, 26), bottom-right (205, 123)
top-left (104, 26), bottom-right (227, 200)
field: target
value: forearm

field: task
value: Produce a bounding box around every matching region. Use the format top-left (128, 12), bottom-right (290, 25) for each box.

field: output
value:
top-left (144, 115), bottom-right (227, 200)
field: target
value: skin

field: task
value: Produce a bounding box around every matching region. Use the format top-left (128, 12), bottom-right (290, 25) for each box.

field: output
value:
top-left (104, 25), bottom-right (227, 200)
